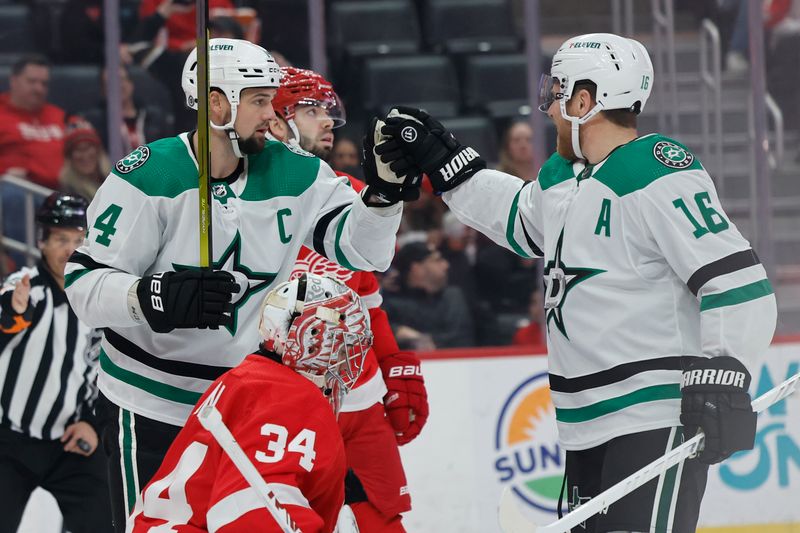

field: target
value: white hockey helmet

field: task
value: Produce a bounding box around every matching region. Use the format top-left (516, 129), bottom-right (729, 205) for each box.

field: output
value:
top-left (538, 33), bottom-right (653, 159)
top-left (258, 273), bottom-right (372, 414)
top-left (181, 38), bottom-right (282, 156)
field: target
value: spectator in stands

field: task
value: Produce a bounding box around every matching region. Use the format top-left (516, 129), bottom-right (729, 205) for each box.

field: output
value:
top-left (497, 118), bottom-right (537, 180)
top-left (133, 0), bottom-right (233, 130)
top-left (512, 290), bottom-right (545, 346)
top-left (0, 55), bottom-right (66, 189)
top-left (58, 0), bottom-right (140, 64)
top-left (329, 136), bottom-right (363, 179)
top-left (474, 233), bottom-right (539, 315)
top-left (384, 241), bottom-right (475, 349)
top-left (59, 0), bottom-right (105, 64)
top-left (84, 65), bottom-right (171, 154)
top-left (59, 118), bottom-right (110, 200)
top-left (209, 15), bottom-right (244, 40)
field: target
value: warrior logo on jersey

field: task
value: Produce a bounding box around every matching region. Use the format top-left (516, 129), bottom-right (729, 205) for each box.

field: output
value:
top-left (494, 372), bottom-right (566, 516)
top-left (290, 251), bottom-right (355, 283)
top-left (653, 141), bottom-right (694, 169)
top-left (543, 229), bottom-right (604, 340)
top-left (115, 146), bottom-right (151, 174)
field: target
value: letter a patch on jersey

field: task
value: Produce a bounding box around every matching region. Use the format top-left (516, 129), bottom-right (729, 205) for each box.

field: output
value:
top-left (594, 198), bottom-right (612, 237)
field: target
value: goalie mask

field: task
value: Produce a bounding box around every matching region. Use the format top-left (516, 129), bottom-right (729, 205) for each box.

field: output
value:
top-left (182, 38), bottom-right (282, 158)
top-left (538, 33), bottom-right (653, 159)
top-left (258, 273), bottom-right (372, 414)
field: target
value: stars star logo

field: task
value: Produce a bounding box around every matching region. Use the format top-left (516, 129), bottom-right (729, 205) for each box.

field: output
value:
top-left (174, 231), bottom-right (277, 335)
top-left (543, 229), bottom-right (605, 340)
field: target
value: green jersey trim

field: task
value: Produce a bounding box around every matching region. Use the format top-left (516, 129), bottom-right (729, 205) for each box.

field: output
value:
top-left (121, 409), bottom-right (138, 514)
top-left (555, 383), bottom-right (681, 423)
top-left (591, 135), bottom-right (704, 197)
top-left (654, 427), bottom-right (683, 532)
top-left (111, 137), bottom-right (199, 198)
top-left (538, 152), bottom-right (575, 191)
top-left (64, 268), bottom-right (90, 289)
top-left (334, 208), bottom-right (361, 272)
top-left (100, 349), bottom-right (202, 405)
top-left (700, 279), bottom-right (774, 311)
top-left (506, 187), bottom-right (533, 259)
top-left (240, 141), bottom-right (321, 201)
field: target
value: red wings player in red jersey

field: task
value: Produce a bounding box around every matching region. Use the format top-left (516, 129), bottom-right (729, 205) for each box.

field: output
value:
top-left (267, 67), bottom-right (429, 532)
top-left (128, 273), bottom-right (373, 532)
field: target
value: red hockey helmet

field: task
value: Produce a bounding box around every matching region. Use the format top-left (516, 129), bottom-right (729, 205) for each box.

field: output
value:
top-left (258, 273), bottom-right (371, 414)
top-left (272, 67), bottom-right (346, 128)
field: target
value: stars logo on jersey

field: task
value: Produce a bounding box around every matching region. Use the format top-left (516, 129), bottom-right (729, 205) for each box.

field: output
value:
top-left (653, 141), bottom-right (693, 169)
top-left (173, 231), bottom-right (277, 335)
top-left (115, 146), bottom-right (150, 174)
top-left (543, 229), bottom-right (605, 340)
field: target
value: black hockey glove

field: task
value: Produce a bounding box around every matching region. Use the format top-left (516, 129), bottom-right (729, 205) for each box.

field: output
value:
top-left (680, 356), bottom-right (757, 465)
top-left (136, 270), bottom-right (239, 334)
top-left (375, 106), bottom-right (486, 193)
top-left (361, 116), bottom-right (421, 207)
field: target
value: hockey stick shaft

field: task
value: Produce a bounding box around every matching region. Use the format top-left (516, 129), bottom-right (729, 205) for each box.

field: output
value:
top-left (196, 402), bottom-right (302, 533)
top-left (195, 0), bottom-right (212, 267)
top-left (499, 371), bottom-right (800, 533)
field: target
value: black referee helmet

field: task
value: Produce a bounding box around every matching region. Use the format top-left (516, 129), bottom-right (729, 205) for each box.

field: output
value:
top-left (36, 192), bottom-right (88, 241)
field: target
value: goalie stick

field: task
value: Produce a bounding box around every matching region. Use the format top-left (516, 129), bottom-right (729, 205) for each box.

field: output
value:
top-left (499, 371), bottom-right (800, 533)
top-left (196, 383), bottom-right (302, 533)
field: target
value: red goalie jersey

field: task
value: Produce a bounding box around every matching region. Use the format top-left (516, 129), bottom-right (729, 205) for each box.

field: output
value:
top-left (128, 354), bottom-right (346, 533)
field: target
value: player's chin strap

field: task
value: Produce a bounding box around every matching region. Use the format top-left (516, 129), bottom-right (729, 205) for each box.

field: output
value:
top-left (209, 103), bottom-right (244, 158)
top-left (560, 99), bottom-right (603, 160)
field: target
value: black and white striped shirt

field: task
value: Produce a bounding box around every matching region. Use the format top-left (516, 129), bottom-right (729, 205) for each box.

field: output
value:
top-left (0, 262), bottom-right (101, 440)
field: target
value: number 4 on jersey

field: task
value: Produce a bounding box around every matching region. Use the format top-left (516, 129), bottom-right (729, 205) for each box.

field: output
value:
top-left (92, 203), bottom-right (123, 246)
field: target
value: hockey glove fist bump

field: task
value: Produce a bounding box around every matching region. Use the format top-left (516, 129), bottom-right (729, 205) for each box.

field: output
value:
top-left (680, 356), bottom-right (757, 464)
top-left (137, 270), bottom-right (239, 333)
top-left (375, 106), bottom-right (486, 193)
top-left (379, 351), bottom-right (429, 445)
top-left (361, 116), bottom-right (422, 207)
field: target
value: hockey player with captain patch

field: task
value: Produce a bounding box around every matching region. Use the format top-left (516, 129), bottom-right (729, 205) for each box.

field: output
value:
top-left (63, 38), bottom-right (420, 532)
top-left (373, 33), bottom-right (777, 532)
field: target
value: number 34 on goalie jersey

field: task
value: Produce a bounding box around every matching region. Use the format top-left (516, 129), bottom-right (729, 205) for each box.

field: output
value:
top-left (131, 426), bottom-right (317, 530)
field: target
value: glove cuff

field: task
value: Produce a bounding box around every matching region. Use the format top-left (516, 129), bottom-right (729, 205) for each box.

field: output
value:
top-left (681, 355), bottom-right (751, 393)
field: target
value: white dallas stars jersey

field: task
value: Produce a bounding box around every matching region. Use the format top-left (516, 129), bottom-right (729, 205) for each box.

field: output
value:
top-left (445, 133), bottom-right (777, 450)
top-left (64, 133), bottom-right (401, 425)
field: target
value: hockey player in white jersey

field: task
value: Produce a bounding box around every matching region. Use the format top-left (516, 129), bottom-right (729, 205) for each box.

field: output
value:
top-left (374, 33), bottom-right (777, 532)
top-left (63, 38), bottom-right (418, 532)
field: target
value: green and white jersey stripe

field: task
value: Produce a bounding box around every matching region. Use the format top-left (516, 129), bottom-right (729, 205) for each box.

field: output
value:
top-left (65, 133), bottom-right (401, 425)
top-left (443, 133), bottom-right (776, 450)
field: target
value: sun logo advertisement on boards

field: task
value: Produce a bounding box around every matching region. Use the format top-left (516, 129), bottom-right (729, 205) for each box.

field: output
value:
top-left (494, 372), bottom-right (567, 515)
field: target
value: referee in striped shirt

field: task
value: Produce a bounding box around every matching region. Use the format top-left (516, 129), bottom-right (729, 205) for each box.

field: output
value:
top-left (0, 192), bottom-right (112, 532)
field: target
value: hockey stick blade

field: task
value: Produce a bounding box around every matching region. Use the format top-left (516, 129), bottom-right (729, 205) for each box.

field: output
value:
top-left (196, 384), bottom-right (302, 533)
top-left (498, 371), bottom-right (800, 533)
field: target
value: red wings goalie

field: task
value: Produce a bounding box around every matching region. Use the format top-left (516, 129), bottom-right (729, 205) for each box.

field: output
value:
top-left (127, 273), bottom-right (373, 532)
